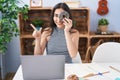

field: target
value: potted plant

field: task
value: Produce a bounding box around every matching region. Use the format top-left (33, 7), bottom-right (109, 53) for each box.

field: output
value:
top-left (31, 19), bottom-right (44, 30)
top-left (0, 0), bottom-right (28, 78)
top-left (98, 18), bottom-right (109, 34)
top-left (0, 0), bottom-right (28, 79)
top-left (0, 0), bottom-right (29, 54)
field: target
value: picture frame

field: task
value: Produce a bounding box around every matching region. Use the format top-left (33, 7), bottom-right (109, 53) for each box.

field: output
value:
top-left (30, 0), bottom-right (42, 8)
top-left (62, 0), bottom-right (80, 8)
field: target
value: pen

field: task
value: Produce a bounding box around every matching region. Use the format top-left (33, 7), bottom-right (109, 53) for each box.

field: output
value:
top-left (82, 71), bottom-right (110, 78)
top-left (109, 66), bottom-right (120, 73)
top-left (30, 24), bottom-right (37, 30)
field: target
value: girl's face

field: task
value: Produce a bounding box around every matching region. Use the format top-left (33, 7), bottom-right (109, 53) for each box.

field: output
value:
top-left (53, 8), bottom-right (65, 29)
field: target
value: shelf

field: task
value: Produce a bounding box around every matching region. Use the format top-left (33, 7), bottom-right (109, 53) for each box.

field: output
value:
top-left (29, 7), bottom-right (89, 10)
top-left (30, 7), bottom-right (52, 10)
top-left (20, 35), bottom-right (33, 38)
top-left (79, 33), bottom-right (89, 38)
top-left (18, 7), bottom-right (120, 62)
top-left (90, 32), bottom-right (120, 38)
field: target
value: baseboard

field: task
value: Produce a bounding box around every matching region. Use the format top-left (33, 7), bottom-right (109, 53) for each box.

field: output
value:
top-left (4, 73), bottom-right (15, 80)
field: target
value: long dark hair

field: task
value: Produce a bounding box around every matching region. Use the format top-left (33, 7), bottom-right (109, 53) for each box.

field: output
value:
top-left (50, 3), bottom-right (72, 30)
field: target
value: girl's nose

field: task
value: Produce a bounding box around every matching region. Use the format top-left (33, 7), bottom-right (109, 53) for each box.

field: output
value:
top-left (57, 17), bottom-right (61, 22)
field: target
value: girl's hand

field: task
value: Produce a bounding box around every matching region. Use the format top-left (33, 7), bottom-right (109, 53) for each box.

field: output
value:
top-left (30, 24), bottom-right (41, 38)
top-left (63, 18), bottom-right (72, 32)
top-left (32, 29), bottom-right (41, 38)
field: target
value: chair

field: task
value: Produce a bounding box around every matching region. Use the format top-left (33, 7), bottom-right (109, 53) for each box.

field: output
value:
top-left (43, 49), bottom-right (82, 63)
top-left (85, 39), bottom-right (104, 63)
top-left (92, 42), bottom-right (120, 63)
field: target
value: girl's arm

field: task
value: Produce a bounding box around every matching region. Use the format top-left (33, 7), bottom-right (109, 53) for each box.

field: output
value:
top-left (63, 18), bottom-right (79, 58)
top-left (64, 30), bottom-right (79, 58)
top-left (32, 25), bottom-right (51, 55)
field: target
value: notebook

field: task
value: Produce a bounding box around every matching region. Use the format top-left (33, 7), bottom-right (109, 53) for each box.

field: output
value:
top-left (20, 55), bottom-right (65, 80)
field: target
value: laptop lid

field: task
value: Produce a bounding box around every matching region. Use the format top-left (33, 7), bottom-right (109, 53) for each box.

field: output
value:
top-left (20, 55), bottom-right (65, 80)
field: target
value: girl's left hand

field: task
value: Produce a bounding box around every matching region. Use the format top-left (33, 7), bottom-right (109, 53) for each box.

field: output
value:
top-left (63, 18), bottom-right (72, 32)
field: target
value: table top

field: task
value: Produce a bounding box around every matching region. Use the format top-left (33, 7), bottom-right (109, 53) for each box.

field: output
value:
top-left (13, 63), bottom-right (120, 80)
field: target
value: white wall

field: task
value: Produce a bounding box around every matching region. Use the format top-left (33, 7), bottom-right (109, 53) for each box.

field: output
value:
top-left (21, 0), bottom-right (120, 32)
top-left (5, 0), bottom-right (120, 74)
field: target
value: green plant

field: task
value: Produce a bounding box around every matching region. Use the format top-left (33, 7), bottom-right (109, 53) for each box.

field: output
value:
top-left (98, 18), bottom-right (109, 26)
top-left (0, 0), bottom-right (29, 53)
top-left (31, 19), bottom-right (44, 27)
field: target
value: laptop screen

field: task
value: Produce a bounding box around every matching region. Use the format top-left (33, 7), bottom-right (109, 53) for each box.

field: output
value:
top-left (21, 55), bottom-right (65, 80)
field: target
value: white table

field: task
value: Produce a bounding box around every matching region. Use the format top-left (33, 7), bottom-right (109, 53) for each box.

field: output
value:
top-left (13, 63), bottom-right (120, 80)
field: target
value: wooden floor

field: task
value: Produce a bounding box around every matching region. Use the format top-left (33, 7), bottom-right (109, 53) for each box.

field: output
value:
top-left (0, 73), bottom-right (15, 80)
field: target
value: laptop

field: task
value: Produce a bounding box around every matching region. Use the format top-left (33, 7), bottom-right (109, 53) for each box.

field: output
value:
top-left (20, 55), bottom-right (65, 80)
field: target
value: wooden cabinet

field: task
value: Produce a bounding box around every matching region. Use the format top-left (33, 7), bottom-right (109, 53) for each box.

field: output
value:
top-left (19, 7), bottom-right (90, 56)
top-left (19, 7), bottom-right (120, 62)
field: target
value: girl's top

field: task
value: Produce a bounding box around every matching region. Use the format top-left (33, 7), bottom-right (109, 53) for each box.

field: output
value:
top-left (46, 27), bottom-right (72, 63)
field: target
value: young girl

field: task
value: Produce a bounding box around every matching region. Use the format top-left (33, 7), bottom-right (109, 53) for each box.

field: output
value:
top-left (32, 2), bottom-right (79, 63)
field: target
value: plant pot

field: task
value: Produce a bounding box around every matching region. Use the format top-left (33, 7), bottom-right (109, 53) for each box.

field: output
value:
top-left (98, 25), bottom-right (108, 33)
top-left (36, 26), bottom-right (41, 30)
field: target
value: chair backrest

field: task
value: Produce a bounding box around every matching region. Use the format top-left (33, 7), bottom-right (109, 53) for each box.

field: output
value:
top-left (92, 42), bottom-right (120, 63)
top-left (43, 49), bottom-right (82, 63)
top-left (85, 39), bottom-right (104, 63)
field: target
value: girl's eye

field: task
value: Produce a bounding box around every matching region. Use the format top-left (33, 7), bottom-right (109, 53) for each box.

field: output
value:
top-left (54, 14), bottom-right (58, 17)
